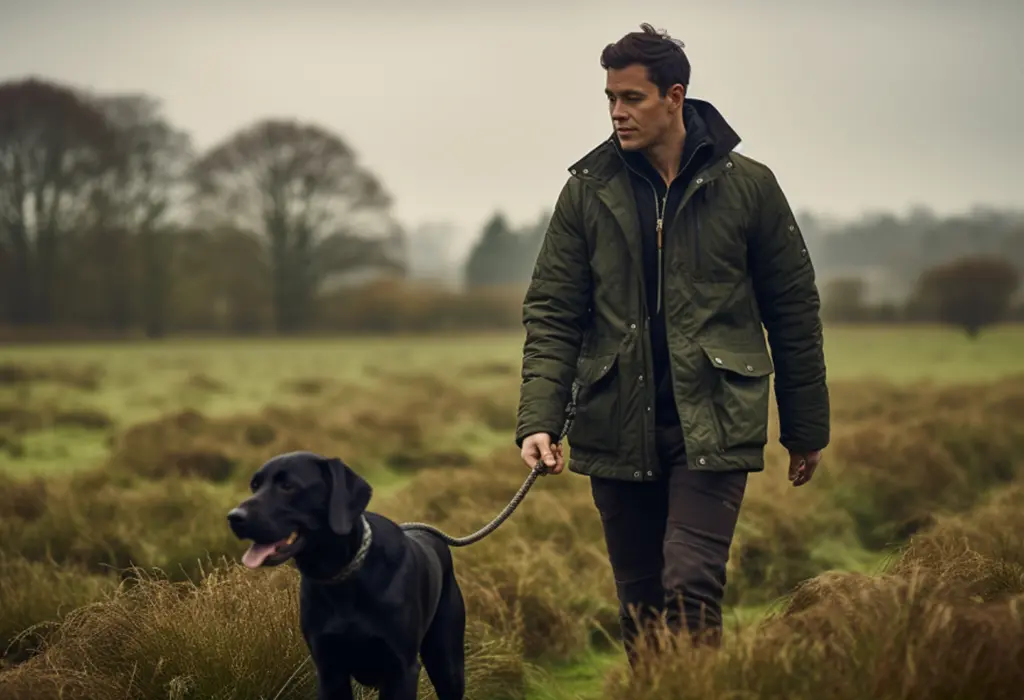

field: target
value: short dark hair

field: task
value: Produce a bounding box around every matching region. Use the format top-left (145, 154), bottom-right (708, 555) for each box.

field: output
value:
top-left (600, 23), bottom-right (691, 96)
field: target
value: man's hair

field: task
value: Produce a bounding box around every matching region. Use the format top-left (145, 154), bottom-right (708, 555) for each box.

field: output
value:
top-left (600, 23), bottom-right (691, 96)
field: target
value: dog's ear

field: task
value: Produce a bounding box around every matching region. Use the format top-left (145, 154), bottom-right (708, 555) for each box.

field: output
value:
top-left (323, 457), bottom-right (372, 535)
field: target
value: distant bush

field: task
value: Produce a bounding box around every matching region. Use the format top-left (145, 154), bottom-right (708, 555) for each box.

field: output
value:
top-left (909, 255), bottom-right (1021, 337)
top-left (316, 278), bottom-right (525, 333)
top-left (823, 256), bottom-right (1023, 332)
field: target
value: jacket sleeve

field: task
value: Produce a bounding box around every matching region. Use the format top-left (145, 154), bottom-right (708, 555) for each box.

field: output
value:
top-left (749, 169), bottom-right (830, 453)
top-left (515, 177), bottom-right (592, 447)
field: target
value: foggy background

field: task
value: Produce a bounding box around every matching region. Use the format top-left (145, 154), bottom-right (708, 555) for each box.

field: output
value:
top-left (1, 0), bottom-right (1022, 336)
top-left (3, 7), bottom-right (1024, 696)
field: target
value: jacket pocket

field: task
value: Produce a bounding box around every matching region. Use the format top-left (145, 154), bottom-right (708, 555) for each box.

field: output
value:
top-left (566, 352), bottom-right (621, 454)
top-left (698, 343), bottom-right (774, 452)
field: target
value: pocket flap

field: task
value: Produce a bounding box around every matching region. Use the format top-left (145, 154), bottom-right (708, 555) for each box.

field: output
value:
top-left (699, 345), bottom-right (774, 377)
top-left (575, 353), bottom-right (619, 386)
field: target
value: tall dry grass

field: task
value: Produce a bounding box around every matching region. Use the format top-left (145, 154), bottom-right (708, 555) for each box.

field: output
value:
top-left (601, 484), bottom-right (1024, 700)
top-left (2, 368), bottom-right (1024, 698)
top-left (0, 565), bottom-right (524, 700)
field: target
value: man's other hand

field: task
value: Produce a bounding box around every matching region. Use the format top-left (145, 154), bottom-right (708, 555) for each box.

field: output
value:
top-left (521, 432), bottom-right (565, 474)
top-left (788, 449), bottom-right (822, 487)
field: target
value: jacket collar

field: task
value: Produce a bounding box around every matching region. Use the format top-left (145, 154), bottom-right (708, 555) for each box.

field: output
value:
top-left (567, 97), bottom-right (742, 184)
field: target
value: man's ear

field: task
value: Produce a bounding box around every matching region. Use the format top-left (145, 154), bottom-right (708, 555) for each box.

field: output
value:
top-left (669, 83), bottom-right (685, 112)
top-left (323, 457), bottom-right (373, 535)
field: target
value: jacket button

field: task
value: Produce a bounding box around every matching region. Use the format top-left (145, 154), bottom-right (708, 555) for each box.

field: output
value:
top-left (582, 168), bottom-right (589, 174)
top-left (745, 364), bottom-right (754, 372)
top-left (630, 323), bottom-right (636, 330)
top-left (638, 374), bottom-right (644, 381)
top-left (647, 471), bottom-right (653, 476)
top-left (633, 471), bottom-right (641, 478)
top-left (714, 357), bottom-right (723, 364)
top-left (696, 177), bottom-right (704, 184)
top-left (698, 457), bottom-right (707, 466)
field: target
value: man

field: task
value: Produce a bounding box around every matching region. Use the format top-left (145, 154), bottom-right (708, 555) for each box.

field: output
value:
top-left (514, 24), bottom-right (830, 664)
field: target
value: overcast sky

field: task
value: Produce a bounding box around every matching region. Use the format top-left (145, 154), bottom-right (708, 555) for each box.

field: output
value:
top-left (2, 0), bottom-right (1021, 252)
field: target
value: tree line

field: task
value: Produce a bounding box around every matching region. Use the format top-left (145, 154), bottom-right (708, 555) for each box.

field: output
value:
top-left (1, 76), bottom-right (1021, 341)
top-left (0, 77), bottom-right (405, 338)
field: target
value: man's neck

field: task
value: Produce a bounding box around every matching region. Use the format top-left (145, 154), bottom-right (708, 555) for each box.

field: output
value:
top-left (643, 123), bottom-right (687, 186)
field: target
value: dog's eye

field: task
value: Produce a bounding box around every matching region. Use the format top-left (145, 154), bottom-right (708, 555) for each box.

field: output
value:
top-left (277, 480), bottom-right (294, 492)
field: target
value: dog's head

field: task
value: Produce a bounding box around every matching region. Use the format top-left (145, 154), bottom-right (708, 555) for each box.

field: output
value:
top-left (227, 451), bottom-right (372, 569)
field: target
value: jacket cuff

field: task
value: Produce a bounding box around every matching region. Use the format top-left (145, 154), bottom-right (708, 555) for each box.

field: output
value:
top-left (514, 424), bottom-right (564, 448)
top-left (776, 384), bottom-right (830, 454)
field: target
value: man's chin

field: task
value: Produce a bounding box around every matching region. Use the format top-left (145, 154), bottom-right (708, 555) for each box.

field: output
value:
top-left (616, 136), bottom-right (644, 151)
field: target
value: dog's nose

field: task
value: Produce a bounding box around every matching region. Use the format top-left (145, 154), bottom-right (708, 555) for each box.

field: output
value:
top-left (227, 507), bottom-right (248, 526)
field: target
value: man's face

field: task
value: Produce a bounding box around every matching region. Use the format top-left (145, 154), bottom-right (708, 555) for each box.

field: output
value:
top-left (605, 63), bottom-right (684, 152)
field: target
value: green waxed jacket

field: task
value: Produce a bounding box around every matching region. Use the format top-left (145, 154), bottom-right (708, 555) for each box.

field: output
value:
top-left (514, 100), bottom-right (830, 482)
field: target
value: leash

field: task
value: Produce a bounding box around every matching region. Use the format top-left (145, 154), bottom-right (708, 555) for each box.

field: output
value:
top-left (399, 462), bottom-right (550, 546)
top-left (400, 376), bottom-right (580, 547)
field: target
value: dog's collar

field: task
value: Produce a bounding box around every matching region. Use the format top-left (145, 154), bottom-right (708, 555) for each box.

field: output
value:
top-left (329, 515), bottom-right (372, 583)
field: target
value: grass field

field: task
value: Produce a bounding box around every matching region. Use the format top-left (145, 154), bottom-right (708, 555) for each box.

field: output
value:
top-left (1, 324), bottom-right (1023, 699)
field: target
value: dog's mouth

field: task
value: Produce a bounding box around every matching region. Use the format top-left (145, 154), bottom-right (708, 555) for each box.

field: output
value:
top-left (241, 531), bottom-right (304, 568)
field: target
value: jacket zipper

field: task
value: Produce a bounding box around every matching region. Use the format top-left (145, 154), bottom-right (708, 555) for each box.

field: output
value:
top-left (651, 184), bottom-right (668, 314)
top-left (636, 147), bottom-right (700, 314)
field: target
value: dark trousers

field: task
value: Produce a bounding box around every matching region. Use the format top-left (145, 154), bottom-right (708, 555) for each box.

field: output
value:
top-left (589, 424), bottom-right (747, 665)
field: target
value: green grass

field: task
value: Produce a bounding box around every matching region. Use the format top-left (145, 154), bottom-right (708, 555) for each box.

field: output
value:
top-left (814, 323), bottom-right (1024, 382)
top-left (3, 324), bottom-right (1022, 477)
top-left (2, 323), bottom-right (1024, 698)
top-left (526, 648), bottom-right (622, 700)
top-left (1, 334), bottom-right (519, 427)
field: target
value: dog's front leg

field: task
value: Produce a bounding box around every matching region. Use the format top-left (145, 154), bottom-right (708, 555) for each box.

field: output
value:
top-left (315, 668), bottom-right (354, 700)
top-left (377, 661), bottom-right (421, 700)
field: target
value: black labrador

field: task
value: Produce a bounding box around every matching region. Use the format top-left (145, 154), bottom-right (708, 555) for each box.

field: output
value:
top-left (227, 450), bottom-right (466, 700)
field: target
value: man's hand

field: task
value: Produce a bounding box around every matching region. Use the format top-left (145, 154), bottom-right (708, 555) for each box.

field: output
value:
top-left (520, 432), bottom-right (565, 474)
top-left (788, 449), bottom-right (822, 487)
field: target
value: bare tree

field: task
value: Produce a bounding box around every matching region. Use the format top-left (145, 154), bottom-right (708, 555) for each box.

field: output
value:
top-left (190, 119), bottom-right (401, 332)
top-left (0, 78), bottom-right (116, 324)
top-left (86, 93), bottom-right (193, 336)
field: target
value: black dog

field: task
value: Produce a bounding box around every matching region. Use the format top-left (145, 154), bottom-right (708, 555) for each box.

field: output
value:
top-left (227, 451), bottom-right (466, 699)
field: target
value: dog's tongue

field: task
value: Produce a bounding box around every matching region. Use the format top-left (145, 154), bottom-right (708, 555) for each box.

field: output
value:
top-left (242, 540), bottom-right (285, 569)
